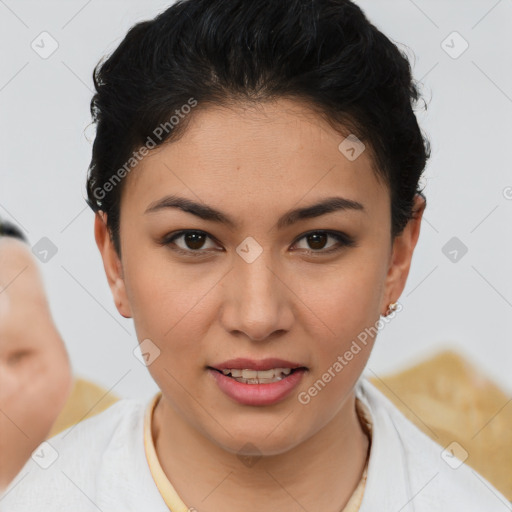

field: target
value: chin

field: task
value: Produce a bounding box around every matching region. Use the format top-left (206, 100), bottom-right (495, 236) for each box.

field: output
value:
top-left (207, 421), bottom-right (308, 459)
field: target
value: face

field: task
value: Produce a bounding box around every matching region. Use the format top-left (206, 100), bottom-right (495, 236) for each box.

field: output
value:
top-left (0, 237), bottom-right (72, 488)
top-left (96, 98), bottom-right (424, 456)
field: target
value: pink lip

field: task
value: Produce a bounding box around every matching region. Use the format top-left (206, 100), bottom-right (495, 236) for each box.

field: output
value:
top-left (211, 358), bottom-right (305, 371)
top-left (207, 367), bottom-right (307, 406)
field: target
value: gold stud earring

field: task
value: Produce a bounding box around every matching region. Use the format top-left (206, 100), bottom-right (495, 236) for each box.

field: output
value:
top-left (385, 302), bottom-right (398, 317)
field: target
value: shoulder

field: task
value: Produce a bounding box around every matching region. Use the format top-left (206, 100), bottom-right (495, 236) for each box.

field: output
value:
top-left (357, 378), bottom-right (509, 511)
top-left (0, 397), bottom-right (166, 512)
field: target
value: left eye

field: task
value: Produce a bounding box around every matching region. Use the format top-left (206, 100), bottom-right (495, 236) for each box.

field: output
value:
top-left (291, 231), bottom-right (354, 254)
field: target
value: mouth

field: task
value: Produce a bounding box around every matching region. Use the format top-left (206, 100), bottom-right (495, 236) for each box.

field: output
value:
top-left (207, 364), bottom-right (308, 406)
top-left (206, 358), bottom-right (309, 405)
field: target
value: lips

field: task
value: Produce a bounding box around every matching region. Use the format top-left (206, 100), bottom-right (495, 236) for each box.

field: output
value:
top-left (207, 357), bottom-right (308, 406)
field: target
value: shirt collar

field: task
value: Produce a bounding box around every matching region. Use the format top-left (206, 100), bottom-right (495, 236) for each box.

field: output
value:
top-left (356, 377), bottom-right (417, 512)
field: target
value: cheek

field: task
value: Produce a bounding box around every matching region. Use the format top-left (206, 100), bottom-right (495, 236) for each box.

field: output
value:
top-left (303, 253), bottom-right (386, 340)
top-left (296, 257), bottom-right (387, 401)
top-left (123, 254), bottom-right (216, 364)
top-left (295, 264), bottom-right (383, 420)
top-left (0, 291), bottom-right (9, 321)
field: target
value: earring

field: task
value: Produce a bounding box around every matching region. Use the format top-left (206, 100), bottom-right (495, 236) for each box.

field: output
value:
top-left (384, 302), bottom-right (398, 317)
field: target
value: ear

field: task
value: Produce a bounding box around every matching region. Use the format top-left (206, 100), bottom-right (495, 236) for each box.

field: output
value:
top-left (381, 193), bottom-right (426, 315)
top-left (94, 212), bottom-right (133, 319)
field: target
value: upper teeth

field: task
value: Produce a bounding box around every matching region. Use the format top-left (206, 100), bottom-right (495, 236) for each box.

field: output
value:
top-left (221, 368), bottom-right (293, 379)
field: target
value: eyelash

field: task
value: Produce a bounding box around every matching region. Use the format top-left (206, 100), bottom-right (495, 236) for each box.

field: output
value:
top-left (159, 230), bottom-right (356, 258)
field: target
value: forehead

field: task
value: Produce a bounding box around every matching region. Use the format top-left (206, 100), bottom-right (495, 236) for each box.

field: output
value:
top-left (122, 98), bottom-right (388, 219)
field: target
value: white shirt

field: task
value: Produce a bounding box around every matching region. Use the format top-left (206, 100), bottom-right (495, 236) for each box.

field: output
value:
top-left (1, 378), bottom-right (509, 511)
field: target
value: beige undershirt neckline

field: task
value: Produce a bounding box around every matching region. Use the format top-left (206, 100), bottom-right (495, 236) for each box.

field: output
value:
top-left (143, 391), bottom-right (372, 512)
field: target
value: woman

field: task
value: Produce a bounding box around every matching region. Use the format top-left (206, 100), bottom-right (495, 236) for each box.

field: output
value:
top-left (2, 0), bottom-right (507, 510)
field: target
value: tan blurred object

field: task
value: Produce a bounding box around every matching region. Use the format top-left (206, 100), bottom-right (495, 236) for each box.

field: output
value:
top-left (49, 351), bottom-right (511, 500)
top-left (48, 377), bottom-right (120, 438)
top-left (369, 349), bottom-right (511, 501)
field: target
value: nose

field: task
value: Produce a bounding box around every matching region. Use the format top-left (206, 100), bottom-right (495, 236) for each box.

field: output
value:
top-left (219, 248), bottom-right (294, 342)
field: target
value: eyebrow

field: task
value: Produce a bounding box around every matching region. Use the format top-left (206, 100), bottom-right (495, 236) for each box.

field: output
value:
top-left (145, 194), bottom-right (365, 230)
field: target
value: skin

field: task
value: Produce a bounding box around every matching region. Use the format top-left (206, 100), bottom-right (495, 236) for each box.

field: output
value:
top-left (0, 237), bottom-right (73, 491)
top-left (95, 98), bottom-right (425, 512)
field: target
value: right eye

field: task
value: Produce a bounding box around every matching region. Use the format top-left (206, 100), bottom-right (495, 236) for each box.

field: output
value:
top-left (160, 230), bottom-right (222, 257)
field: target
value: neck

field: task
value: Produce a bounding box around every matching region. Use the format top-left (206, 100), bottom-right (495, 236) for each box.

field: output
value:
top-left (152, 391), bottom-right (370, 512)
